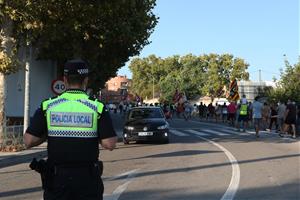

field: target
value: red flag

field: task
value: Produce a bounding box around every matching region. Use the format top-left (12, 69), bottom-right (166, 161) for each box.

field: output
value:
top-left (228, 79), bottom-right (239, 101)
top-left (135, 94), bottom-right (141, 102)
top-left (173, 89), bottom-right (179, 102)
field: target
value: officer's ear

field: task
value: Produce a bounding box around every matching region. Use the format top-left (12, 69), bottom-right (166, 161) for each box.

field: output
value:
top-left (82, 77), bottom-right (89, 90)
top-left (83, 77), bottom-right (88, 86)
top-left (63, 76), bottom-right (69, 88)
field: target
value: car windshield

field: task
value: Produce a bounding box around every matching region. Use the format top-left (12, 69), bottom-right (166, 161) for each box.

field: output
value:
top-left (128, 108), bottom-right (164, 119)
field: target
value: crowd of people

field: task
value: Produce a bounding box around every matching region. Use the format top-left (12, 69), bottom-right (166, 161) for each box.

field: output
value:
top-left (108, 95), bottom-right (299, 139)
top-left (196, 95), bottom-right (299, 138)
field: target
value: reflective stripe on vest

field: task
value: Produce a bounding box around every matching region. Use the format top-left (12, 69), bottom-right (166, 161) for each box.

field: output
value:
top-left (42, 93), bottom-right (104, 138)
top-left (240, 104), bottom-right (248, 115)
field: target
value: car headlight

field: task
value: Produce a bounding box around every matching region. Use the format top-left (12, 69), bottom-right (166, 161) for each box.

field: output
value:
top-left (157, 123), bottom-right (169, 130)
top-left (125, 126), bottom-right (134, 131)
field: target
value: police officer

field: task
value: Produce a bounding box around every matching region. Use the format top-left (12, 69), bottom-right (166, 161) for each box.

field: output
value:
top-left (237, 102), bottom-right (248, 132)
top-left (23, 59), bottom-right (117, 200)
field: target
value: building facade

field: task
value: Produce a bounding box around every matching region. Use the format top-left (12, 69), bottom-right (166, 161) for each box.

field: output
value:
top-left (101, 75), bottom-right (132, 103)
top-left (238, 81), bottom-right (276, 102)
top-left (5, 59), bottom-right (57, 124)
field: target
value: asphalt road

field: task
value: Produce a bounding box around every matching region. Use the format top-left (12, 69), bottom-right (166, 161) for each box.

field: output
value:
top-left (0, 114), bottom-right (299, 200)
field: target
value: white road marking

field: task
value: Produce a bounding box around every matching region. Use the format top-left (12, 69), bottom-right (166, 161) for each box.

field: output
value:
top-left (170, 129), bottom-right (189, 136)
top-left (104, 169), bottom-right (139, 200)
top-left (232, 131), bottom-right (249, 136)
top-left (103, 169), bottom-right (139, 181)
top-left (203, 129), bottom-right (230, 136)
top-left (186, 129), bottom-right (209, 136)
top-left (188, 131), bottom-right (240, 200)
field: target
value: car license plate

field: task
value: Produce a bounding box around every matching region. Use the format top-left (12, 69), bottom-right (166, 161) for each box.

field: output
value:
top-left (138, 132), bottom-right (153, 136)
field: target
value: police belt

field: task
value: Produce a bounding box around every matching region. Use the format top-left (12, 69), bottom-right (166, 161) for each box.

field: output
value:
top-left (30, 159), bottom-right (103, 190)
top-left (49, 161), bottom-right (103, 175)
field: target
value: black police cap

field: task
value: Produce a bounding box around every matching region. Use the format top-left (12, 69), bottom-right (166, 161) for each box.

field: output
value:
top-left (64, 59), bottom-right (89, 76)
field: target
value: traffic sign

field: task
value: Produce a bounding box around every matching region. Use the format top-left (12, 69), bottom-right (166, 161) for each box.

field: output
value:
top-left (51, 79), bottom-right (66, 95)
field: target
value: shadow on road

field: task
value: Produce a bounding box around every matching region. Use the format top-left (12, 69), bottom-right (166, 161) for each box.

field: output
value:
top-left (0, 186), bottom-right (42, 198)
top-left (109, 153), bottom-right (300, 181)
top-left (106, 149), bottom-right (222, 162)
top-left (0, 151), bottom-right (47, 169)
top-left (118, 181), bottom-right (299, 200)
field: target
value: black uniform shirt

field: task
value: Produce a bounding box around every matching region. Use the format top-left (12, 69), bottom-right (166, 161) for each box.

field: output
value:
top-left (26, 90), bottom-right (117, 164)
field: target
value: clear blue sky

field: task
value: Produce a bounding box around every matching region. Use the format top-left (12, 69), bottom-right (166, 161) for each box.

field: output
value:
top-left (118, 0), bottom-right (299, 81)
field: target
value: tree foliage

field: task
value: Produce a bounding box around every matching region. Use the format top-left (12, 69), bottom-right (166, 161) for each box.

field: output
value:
top-left (0, 0), bottom-right (158, 89)
top-left (267, 58), bottom-right (300, 103)
top-left (129, 53), bottom-right (249, 102)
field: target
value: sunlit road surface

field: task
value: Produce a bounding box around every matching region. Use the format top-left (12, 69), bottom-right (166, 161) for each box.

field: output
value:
top-left (0, 116), bottom-right (299, 200)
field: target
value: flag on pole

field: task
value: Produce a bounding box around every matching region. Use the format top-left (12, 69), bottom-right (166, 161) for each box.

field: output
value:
top-left (135, 94), bottom-right (141, 102)
top-left (173, 89), bottom-right (180, 103)
top-left (228, 79), bottom-right (239, 101)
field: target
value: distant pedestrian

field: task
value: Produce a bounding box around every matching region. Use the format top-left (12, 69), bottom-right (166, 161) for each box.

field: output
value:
top-left (221, 102), bottom-right (228, 123)
top-left (227, 101), bottom-right (237, 126)
top-left (207, 103), bottom-right (215, 121)
top-left (215, 103), bottom-right (221, 122)
top-left (281, 100), bottom-right (297, 138)
top-left (247, 102), bottom-right (253, 128)
top-left (277, 101), bottom-right (286, 133)
top-left (241, 94), bottom-right (248, 105)
top-left (252, 96), bottom-right (263, 137)
top-left (119, 101), bottom-right (124, 114)
top-left (198, 102), bottom-right (205, 119)
top-left (268, 104), bottom-right (278, 132)
top-left (183, 102), bottom-right (192, 120)
top-left (262, 102), bottom-right (270, 130)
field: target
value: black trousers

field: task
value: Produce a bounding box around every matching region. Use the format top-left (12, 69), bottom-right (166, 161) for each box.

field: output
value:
top-left (269, 117), bottom-right (278, 130)
top-left (44, 162), bottom-right (103, 200)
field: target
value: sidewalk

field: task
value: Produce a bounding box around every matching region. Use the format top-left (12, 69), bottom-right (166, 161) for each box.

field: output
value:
top-left (0, 143), bottom-right (47, 169)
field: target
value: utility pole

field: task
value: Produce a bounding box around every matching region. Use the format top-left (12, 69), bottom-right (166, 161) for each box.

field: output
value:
top-left (258, 69), bottom-right (262, 83)
top-left (23, 40), bottom-right (31, 133)
top-left (152, 76), bottom-right (154, 100)
top-left (151, 65), bottom-right (155, 100)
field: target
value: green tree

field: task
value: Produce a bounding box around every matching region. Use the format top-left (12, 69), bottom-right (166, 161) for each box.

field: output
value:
top-left (201, 53), bottom-right (249, 101)
top-left (1, 0), bottom-right (158, 85)
top-left (268, 58), bottom-right (300, 103)
top-left (129, 53), bottom-right (249, 102)
top-left (0, 0), bottom-right (158, 140)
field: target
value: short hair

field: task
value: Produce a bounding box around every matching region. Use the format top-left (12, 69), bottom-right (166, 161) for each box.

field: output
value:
top-left (254, 96), bottom-right (259, 101)
top-left (66, 74), bottom-right (87, 85)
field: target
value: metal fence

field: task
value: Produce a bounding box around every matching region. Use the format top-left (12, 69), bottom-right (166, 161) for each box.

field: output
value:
top-left (0, 124), bottom-right (24, 150)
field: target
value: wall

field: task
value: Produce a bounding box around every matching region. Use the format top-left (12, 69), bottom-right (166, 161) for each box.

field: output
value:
top-left (5, 59), bottom-right (56, 117)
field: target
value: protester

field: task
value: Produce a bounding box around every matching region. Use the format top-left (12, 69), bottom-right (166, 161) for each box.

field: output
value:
top-left (268, 104), bottom-right (278, 132)
top-left (252, 96), bottom-right (263, 137)
top-left (215, 103), bottom-right (221, 122)
top-left (227, 101), bottom-right (237, 127)
top-left (241, 94), bottom-right (248, 105)
top-left (221, 102), bottom-right (228, 123)
top-left (207, 103), bottom-right (215, 121)
top-left (280, 100), bottom-right (297, 138)
top-left (198, 102), bottom-right (205, 119)
top-left (277, 101), bottom-right (286, 133)
top-left (262, 102), bottom-right (270, 130)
